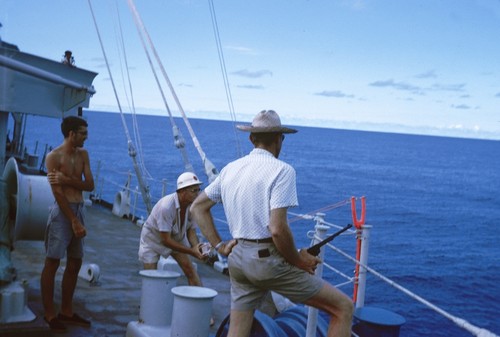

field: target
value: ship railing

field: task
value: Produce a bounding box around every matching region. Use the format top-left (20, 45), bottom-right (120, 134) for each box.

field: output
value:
top-left (92, 160), bottom-right (233, 226)
top-left (92, 160), bottom-right (168, 220)
top-left (296, 209), bottom-right (497, 337)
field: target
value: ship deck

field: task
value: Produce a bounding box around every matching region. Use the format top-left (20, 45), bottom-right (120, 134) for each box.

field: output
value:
top-left (5, 202), bottom-right (232, 337)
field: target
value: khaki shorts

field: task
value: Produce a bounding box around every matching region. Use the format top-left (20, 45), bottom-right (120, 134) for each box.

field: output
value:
top-left (228, 240), bottom-right (324, 311)
top-left (138, 226), bottom-right (189, 264)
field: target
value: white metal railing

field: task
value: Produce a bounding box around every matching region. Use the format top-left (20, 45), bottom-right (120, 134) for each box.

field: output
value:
top-left (299, 211), bottom-right (498, 337)
top-left (92, 160), bottom-right (231, 225)
top-left (92, 160), bottom-right (168, 220)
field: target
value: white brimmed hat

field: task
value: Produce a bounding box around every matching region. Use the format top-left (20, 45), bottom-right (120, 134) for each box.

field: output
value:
top-left (236, 110), bottom-right (297, 134)
top-left (176, 172), bottom-right (203, 191)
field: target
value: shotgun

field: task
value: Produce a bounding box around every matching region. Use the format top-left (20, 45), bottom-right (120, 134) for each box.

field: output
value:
top-left (306, 224), bottom-right (353, 256)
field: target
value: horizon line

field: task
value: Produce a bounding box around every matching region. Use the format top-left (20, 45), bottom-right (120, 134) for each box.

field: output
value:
top-left (86, 106), bottom-right (500, 142)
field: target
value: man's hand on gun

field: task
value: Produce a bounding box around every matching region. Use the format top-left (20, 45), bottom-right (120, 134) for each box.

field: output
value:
top-left (298, 249), bottom-right (322, 275)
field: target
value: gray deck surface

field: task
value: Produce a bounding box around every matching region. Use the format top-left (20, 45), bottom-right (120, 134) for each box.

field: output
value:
top-left (6, 203), bottom-right (232, 337)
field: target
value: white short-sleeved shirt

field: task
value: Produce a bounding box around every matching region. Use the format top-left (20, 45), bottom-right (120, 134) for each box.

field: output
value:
top-left (205, 148), bottom-right (298, 239)
top-left (141, 192), bottom-right (197, 247)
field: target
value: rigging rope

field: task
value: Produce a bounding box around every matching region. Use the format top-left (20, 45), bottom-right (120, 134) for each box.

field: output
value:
top-left (87, 0), bottom-right (153, 214)
top-left (113, 1), bottom-right (152, 180)
top-left (127, 0), bottom-right (218, 182)
top-left (288, 198), bottom-right (351, 223)
top-left (208, 0), bottom-right (243, 158)
top-left (126, 0), bottom-right (194, 175)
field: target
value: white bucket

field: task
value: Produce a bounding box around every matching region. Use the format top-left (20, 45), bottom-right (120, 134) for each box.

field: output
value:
top-left (139, 270), bottom-right (180, 327)
top-left (170, 286), bottom-right (217, 337)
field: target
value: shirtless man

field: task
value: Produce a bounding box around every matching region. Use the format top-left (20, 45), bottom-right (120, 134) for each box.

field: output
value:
top-left (41, 116), bottom-right (94, 333)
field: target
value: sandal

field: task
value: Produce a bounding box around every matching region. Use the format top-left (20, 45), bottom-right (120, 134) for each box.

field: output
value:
top-left (57, 313), bottom-right (91, 327)
top-left (44, 317), bottom-right (67, 333)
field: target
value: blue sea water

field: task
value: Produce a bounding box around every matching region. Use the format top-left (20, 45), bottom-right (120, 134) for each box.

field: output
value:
top-left (15, 111), bottom-right (500, 336)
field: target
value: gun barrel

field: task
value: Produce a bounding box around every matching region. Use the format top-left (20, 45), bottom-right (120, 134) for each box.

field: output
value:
top-left (306, 224), bottom-right (353, 256)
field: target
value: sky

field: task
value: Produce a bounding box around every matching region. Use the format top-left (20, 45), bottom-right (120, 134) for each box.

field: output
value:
top-left (1, 0), bottom-right (499, 140)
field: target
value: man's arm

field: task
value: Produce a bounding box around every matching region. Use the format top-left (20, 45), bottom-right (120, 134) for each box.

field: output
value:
top-left (80, 149), bottom-right (94, 191)
top-left (190, 192), bottom-right (235, 256)
top-left (186, 227), bottom-right (200, 249)
top-left (186, 228), bottom-right (206, 259)
top-left (269, 207), bottom-right (319, 274)
top-left (47, 150), bottom-right (94, 191)
top-left (45, 152), bottom-right (86, 238)
top-left (159, 231), bottom-right (203, 259)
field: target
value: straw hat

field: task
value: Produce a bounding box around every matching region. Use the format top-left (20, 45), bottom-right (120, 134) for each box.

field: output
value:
top-left (236, 110), bottom-right (297, 134)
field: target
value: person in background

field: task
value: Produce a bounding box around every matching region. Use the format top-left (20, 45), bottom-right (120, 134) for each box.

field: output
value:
top-left (42, 116), bottom-right (94, 333)
top-left (62, 50), bottom-right (75, 67)
top-left (191, 110), bottom-right (354, 337)
top-left (138, 172), bottom-right (207, 285)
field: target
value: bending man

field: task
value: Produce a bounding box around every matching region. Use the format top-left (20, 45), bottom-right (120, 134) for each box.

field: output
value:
top-left (138, 172), bottom-right (207, 286)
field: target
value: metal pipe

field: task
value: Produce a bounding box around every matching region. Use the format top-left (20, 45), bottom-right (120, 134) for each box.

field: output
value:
top-left (305, 213), bottom-right (328, 337)
top-left (355, 225), bottom-right (371, 308)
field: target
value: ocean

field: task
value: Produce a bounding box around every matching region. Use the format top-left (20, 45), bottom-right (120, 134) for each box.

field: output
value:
top-left (15, 110), bottom-right (500, 336)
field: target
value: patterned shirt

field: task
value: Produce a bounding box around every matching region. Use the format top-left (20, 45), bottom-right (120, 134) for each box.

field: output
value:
top-left (205, 148), bottom-right (298, 239)
top-left (142, 192), bottom-right (197, 244)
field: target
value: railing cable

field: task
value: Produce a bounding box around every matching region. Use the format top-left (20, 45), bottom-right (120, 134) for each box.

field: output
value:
top-left (328, 243), bottom-right (498, 337)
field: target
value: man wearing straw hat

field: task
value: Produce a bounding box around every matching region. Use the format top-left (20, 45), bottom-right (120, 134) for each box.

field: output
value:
top-left (191, 110), bottom-right (353, 337)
